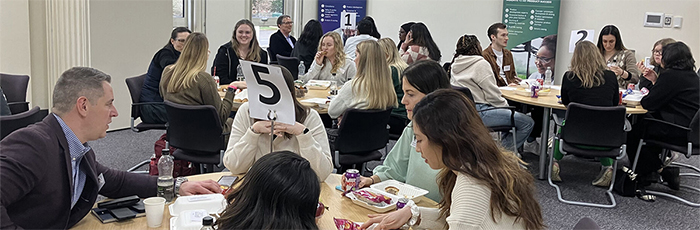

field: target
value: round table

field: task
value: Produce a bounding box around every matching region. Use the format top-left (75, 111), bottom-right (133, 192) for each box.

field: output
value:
top-left (71, 173), bottom-right (438, 229)
top-left (500, 87), bottom-right (647, 179)
top-left (219, 87), bottom-right (331, 114)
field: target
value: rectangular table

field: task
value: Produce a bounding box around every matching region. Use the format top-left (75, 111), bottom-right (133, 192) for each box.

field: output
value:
top-left (71, 173), bottom-right (438, 229)
top-left (500, 87), bottom-right (647, 179)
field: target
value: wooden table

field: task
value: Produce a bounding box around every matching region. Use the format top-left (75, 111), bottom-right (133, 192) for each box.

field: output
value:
top-left (219, 87), bottom-right (330, 114)
top-left (72, 173), bottom-right (438, 229)
top-left (500, 87), bottom-right (647, 180)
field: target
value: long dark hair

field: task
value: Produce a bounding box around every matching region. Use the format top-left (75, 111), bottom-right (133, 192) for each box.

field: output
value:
top-left (166, 27), bottom-right (191, 48)
top-left (448, 35), bottom-right (482, 75)
top-left (662, 42), bottom-right (696, 71)
top-left (297, 19), bottom-right (323, 46)
top-left (402, 60), bottom-right (450, 94)
top-left (363, 16), bottom-right (381, 39)
top-left (216, 151), bottom-right (320, 230)
top-left (410, 23), bottom-right (441, 61)
top-left (412, 89), bottom-right (545, 230)
top-left (597, 25), bottom-right (627, 53)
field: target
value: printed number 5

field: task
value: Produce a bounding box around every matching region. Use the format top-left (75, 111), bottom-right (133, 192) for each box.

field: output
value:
top-left (252, 65), bottom-right (281, 105)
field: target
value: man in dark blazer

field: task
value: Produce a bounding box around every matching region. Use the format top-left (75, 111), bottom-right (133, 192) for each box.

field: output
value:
top-left (268, 15), bottom-right (296, 62)
top-left (0, 67), bottom-right (222, 229)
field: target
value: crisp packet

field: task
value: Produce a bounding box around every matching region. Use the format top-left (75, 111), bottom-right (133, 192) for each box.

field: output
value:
top-left (334, 218), bottom-right (361, 230)
top-left (353, 190), bottom-right (392, 206)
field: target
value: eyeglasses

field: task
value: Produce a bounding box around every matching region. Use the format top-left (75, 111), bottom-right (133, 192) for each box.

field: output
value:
top-left (652, 49), bottom-right (662, 55)
top-left (535, 56), bottom-right (554, 64)
top-left (281, 21), bottom-right (293, 25)
top-left (176, 39), bottom-right (186, 43)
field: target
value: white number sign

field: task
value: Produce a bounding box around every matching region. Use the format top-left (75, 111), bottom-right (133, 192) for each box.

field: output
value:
top-left (569, 29), bottom-right (595, 53)
top-left (240, 60), bottom-right (295, 125)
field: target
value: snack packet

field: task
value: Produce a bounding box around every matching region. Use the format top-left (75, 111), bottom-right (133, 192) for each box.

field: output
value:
top-left (334, 218), bottom-right (361, 230)
top-left (352, 190), bottom-right (392, 206)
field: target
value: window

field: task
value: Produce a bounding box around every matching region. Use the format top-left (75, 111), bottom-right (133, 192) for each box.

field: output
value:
top-left (252, 0), bottom-right (285, 48)
top-left (173, 0), bottom-right (184, 18)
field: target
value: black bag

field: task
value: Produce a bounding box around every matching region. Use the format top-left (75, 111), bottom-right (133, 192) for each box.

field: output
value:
top-left (613, 166), bottom-right (638, 197)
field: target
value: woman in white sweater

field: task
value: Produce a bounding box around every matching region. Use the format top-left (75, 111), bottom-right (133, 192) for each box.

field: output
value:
top-left (361, 90), bottom-right (545, 230)
top-left (224, 66), bottom-right (333, 181)
top-left (300, 32), bottom-right (356, 85)
top-left (449, 35), bottom-right (534, 151)
top-left (327, 40), bottom-right (397, 120)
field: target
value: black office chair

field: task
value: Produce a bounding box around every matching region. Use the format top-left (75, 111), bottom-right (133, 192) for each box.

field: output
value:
top-left (276, 54), bottom-right (300, 80)
top-left (125, 74), bottom-right (168, 132)
top-left (0, 106), bottom-right (48, 140)
top-left (333, 109), bottom-right (392, 175)
top-left (0, 73), bottom-right (30, 114)
top-left (164, 100), bottom-right (227, 173)
top-left (548, 103), bottom-right (627, 208)
top-left (454, 86), bottom-right (518, 153)
top-left (631, 110), bottom-right (700, 206)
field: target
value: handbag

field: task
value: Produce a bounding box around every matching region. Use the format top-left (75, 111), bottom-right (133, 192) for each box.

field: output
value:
top-left (149, 133), bottom-right (196, 177)
top-left (613, 166), bottom-right (638, 197)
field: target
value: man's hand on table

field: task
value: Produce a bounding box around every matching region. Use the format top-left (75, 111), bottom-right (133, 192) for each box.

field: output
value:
top-left (179, 180), bottom-right (222, 195)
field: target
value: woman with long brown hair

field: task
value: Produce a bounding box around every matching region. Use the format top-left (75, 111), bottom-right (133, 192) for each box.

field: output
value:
top-left (596, 25), bottom-right (640, 88)
top-left (361, 89), bottom-right (544, 230)
top-left (212, 19), bottom-right (269, 84)
top-left (635, 38), bottom-right (676, 89)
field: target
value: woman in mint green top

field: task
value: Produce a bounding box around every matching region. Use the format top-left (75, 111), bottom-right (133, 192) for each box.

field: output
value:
top-left (345, 60), bottom-right (450, 202)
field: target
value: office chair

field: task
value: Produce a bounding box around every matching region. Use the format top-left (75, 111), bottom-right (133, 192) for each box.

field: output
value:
top-left (164, 100), bottom-right (227, 173)
top-left (0, 73), bottom-right (30, 114)
top-left (276, 54), bottom-right (300, 80)
top-left (631, 110), bottom-right (700, 206)
top-left (548, 103), bottom-right (627, 208)
top-left (0, 106), bottom-right (48, 140)
top-left (333, 108), bottom-right (392, 175)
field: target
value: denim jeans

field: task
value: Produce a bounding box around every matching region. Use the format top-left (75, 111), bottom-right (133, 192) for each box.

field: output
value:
top-left (475, 103), bottom-right (535, 150)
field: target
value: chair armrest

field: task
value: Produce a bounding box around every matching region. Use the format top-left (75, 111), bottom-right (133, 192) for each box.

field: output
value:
top-left (624, 119), bottom-right (632, 132)
top-left (643, 117), bottom-right (691, 133)
top-left (334, 150), bottom-right (341, 169)
top-left (552, 113), bottom-right (564, 128)
top-left (133, 102), bottom-right (165, 106)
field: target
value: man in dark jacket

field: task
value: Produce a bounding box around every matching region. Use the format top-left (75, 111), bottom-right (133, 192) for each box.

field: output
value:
top-left (0, 67), bottom-right (221, 229)
top-left (268, 15), bottom-right (296, 62)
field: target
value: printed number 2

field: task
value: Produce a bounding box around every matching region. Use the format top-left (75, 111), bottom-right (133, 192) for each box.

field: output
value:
top-left (576, 30), bottom-right (588, 44)
top-left (252, 65), bottom-right (281, 105)
top-left (344, 14), bottom-right (352, 26)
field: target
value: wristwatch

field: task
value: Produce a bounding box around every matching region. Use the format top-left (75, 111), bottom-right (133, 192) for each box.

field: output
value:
top-left (174, 177), bottom-right (188, 196)
top-left (227, 85), bottom-right (238, 92)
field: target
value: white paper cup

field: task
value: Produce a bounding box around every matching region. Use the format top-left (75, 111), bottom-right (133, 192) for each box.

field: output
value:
top-left (144, 197), bottom-right (166, 228)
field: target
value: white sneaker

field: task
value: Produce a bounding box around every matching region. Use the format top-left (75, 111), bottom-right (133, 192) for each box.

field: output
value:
top-left (524, 138), bottom-right (540, 155)
top-left (592, 167), bottom-right (614, 187)
top-left (662, 151), bottom-right (681, 168)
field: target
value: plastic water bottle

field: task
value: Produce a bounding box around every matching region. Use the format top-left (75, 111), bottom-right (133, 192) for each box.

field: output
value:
top-left (236, 64), bottom-right (244, 81)
top-left (544, 67), bottom-right (553, 90)
top-left (298, 61), bottom-right (306, 78)
top-left (200, 216), bottom-right (215, 230)
top-left (157, 148), bottom-right (174, 202)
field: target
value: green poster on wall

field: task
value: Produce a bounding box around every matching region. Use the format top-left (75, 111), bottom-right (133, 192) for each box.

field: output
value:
top-left (503, 0), bottom-right (561, 80)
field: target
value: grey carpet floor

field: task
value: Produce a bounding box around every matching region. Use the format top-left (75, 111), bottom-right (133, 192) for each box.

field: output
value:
top-left (91, 129), bottom-right (700, 229)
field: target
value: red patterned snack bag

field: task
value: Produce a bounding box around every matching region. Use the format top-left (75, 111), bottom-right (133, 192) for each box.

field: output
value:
top-left (353, 190), bottom-right (392, 206)
top-left (334, 218), bottom-right (360, 230)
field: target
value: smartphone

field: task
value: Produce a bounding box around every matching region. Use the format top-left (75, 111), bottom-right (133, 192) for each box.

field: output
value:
top-left (644, 57), bottom-right (653, 68)
top-left (218, 176), bottom-right (238, 194)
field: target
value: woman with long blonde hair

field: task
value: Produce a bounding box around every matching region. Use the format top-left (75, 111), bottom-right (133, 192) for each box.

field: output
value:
top-left (302, 31), bottom-right (356, 85)
top-left (212, 19), bottom-right (269, 85)
top-left (362, 89), bottom-right (545, 230)
top-left (161, 32), bottom-right (246, 136)
top-left (328, 40), bottom-right (398, 120)
top-left (378, 38), bottom-right (409, 134)
top-left (552, 40), bottom-right (620, 186)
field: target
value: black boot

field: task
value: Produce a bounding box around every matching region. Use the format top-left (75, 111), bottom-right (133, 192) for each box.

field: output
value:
top-left (660, 167), bottom-right (681, 190)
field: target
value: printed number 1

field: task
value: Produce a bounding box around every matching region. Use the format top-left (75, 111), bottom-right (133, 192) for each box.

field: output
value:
top-left (344, 14), bottom-right (352, 26)
top-left (252, 65), bottom-right (281, 105)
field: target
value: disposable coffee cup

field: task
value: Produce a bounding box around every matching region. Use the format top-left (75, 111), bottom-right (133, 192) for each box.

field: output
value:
top-left (144, 197), bottom-right (166, 228)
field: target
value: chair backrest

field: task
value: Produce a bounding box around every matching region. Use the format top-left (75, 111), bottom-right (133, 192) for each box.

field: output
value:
top-left (125, 74), bottom-right (147, 119)
top-left (0, 73), bottom-right (30, 103)
top-left (561, 103), bottom-right (626, 148)
top-left (164, 100), bottom-right (224, 154)
top-left (276, 54), bottom-right (300, 79)
top-left (335, 108), bottom-right (392, 154)
top-left (451, 86), bottom-right (475, 103)
top-left (689, 109), bottom-right (700, 146)
top-left (0, 106), bottom-right (48, 140)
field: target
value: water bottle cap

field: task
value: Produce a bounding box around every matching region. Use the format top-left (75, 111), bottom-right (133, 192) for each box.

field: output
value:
top-left (202, 216), bottom-right (213, 225)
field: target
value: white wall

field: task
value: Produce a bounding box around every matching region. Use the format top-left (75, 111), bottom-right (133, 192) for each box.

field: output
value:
top-left (89, 0), bottom-right (172, 129)
top-left (205, 0), bottom-right (248, 71)
top-left (0, 0), bottom-right (32, 101)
